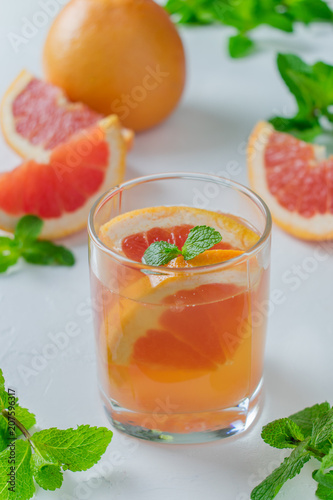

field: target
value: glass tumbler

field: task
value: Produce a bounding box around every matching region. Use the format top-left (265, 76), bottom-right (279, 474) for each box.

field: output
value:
top-left (88, 173), bottom-right (271, 444)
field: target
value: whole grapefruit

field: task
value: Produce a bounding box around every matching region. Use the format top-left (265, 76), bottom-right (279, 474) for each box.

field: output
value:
top-left (43, 0), bottom-right (186, 132)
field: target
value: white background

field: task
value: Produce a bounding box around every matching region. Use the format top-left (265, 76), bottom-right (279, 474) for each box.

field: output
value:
top-left (1, 2), bottom-right (333, 499)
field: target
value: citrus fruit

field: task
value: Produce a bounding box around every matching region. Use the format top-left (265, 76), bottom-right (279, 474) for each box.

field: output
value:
top-left (99, 205), bottom-right (259, 258)
top-left (1, 70), bottom-right (134, 161)
top-left (98, 206), bottom-right (259, 373)
top-left (43, 0), bottom-right (186, 132)
top-left (248, 121), bottom-right (333, 240)
top-left (0, 115), bottom-right (126, 239)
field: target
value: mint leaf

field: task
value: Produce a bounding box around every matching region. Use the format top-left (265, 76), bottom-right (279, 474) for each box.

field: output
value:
top-left (0, 416), bottom-right (9, 453)
top-left (182, 225), bottom-right (222, 260)
top-left (15, 215), bottom-right (43, 242)
top-left (0, 238), bottom-right (20, 273)
top-left (14, 405), bottom-right (36, 437)
top-left (276, 53), bottom-right (314, 119)
top-left (22, 241), bottom-right (75, 267)
top-left (287, 0), bottom-right (333, 23)
top-left (316, 480), bottom-right (333, 499)
top-left (251, 442), bottom-right (311, 500)
top-left (229, 34), bottom-right (254, 58)
top-left (320, 443), bottom-right (333, 472)
top-left (261, 418), bottom-right (304, 449)
top-left (311, 409), bottom-right (333, 447)
top-left (0, 405), bottom-right (36, 450)
top-left (0, 440), bottom-right (35, 500)
top-left (270, 53), bottom-right (333, 140)
top-left (143, 241), bottom-right (181, 266)
top-left (289, 402), bottom-right (331, 437)
top-left (263, 12), bottom-right (294, 32)
top-left (31, 452), bottom-right (63, 491)
top-left (269, 116), bottom-right (322, 141)
top-left (0, 216), bottom-right (75, 273)
top-left (165, 0), bottom-right (217, 24)
top-left (31, 425), bottom-right (113, 472)
top-left (0, 370), bottom-right (5, 402)
top-left (0, 372), bottom-right (9, 452)
top-left (314, 470), bottom-right (333, 489)
top-left (0, 370), bottom-right (4, 394)
top-left (143, 225), bottom-right (223, 266)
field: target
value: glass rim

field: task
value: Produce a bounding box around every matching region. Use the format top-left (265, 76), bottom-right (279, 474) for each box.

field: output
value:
top-left (88, 172), bottom-right (272, 274)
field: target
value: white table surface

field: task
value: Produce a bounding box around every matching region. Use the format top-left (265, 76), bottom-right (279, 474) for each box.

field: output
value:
top-left (1, 3), bottom-right (333, 499)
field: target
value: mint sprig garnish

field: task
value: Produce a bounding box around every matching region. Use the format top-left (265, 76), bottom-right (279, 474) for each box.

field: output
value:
top-left (0, 368), bottom-right (112, 498)
top-left (251, 402), bottom-right (333, 500)
top-left (0, 215), bottom-right (75, 273)
top-left (143, 225), bottom-right (222, 266)
top-left (269, 53), bottom-right (333, 141)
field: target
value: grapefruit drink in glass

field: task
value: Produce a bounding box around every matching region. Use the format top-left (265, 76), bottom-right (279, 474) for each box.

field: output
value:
top-left (88, 173), bottom-right (271, 444)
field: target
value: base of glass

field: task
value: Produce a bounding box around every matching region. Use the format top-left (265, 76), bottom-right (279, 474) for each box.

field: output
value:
top-left (101, 380), bottom-right (263, 444)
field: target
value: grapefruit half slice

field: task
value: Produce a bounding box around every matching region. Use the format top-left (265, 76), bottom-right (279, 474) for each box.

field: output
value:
top-left (1, 70), bottom-right (134, 161)
top-left (99, 205), bottom-right (260, 258)
top-left (248, 121), bottom-right (333, 240)
top-left (0, 115), bottom-right (126, 239)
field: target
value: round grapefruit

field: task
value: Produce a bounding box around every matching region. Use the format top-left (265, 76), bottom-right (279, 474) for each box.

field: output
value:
top-left (248, 121), bottom-right (333, 240)
top-left (0, 116), bottom-right (126, 239)
top-left (43, 0), bottom-right (186, 132)
top-left (1, 70), bottom-right (134, 161)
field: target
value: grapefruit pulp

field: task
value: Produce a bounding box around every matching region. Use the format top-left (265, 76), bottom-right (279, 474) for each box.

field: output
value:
top-left (1, 70), bottom-right (134, 161)
top-left (248, 121), bottom-right (333, 240)
top-left (0, 116), bottom-right (126, 239)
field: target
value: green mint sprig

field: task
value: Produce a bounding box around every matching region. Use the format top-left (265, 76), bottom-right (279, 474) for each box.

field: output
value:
top-left (0, 215), bottom-right (75, 273)
top-left (142, 225), bottom-right (222, 266)
top-left (164, 0), bottom-right (333, 58)
top-left (0, 368), bottom-right (112, 499)
top-left (251, 402), bottom-right (333, 500)
top-left (269, 53), bottom-right (333, 141)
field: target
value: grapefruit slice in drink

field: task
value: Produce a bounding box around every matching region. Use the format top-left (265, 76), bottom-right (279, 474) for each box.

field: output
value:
top-left (96, 206), bottom-right (259, 393)
top-left (0, 116), bottom-right (126, 239)
top-left (248, 121), bottom-right (333, 240)
top-left (1, 70), bottom-right (134, 161)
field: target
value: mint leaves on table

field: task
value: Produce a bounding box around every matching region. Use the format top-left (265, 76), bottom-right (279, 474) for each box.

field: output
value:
top-left (164, 0), bottom-right (333, 58)
top-left (0, 215), bottom-right (75, 273)
top-left (0, 368), bottom-right (113, 498)
top-left (143, 225), bottom-right (222, 266)
top-left (269, 53), bottom-right (333, 141)
top-left (251, 402), bottom-right (333, 500)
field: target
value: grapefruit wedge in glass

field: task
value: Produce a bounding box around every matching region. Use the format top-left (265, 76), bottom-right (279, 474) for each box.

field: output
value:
top-left (248, 121), bottom-right (333, 240)
top-left (0, 115), bottom-right (126, 239)
top-left (0, 70), bottom-right (134, 161)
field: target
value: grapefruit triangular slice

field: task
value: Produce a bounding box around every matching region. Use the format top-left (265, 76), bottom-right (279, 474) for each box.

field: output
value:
top-left (0, 115), bottom-right (126, 239)
top-left (1, 70), bottom-right (134, 161)
top-left (248, 121), bottom-right (333, 240)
